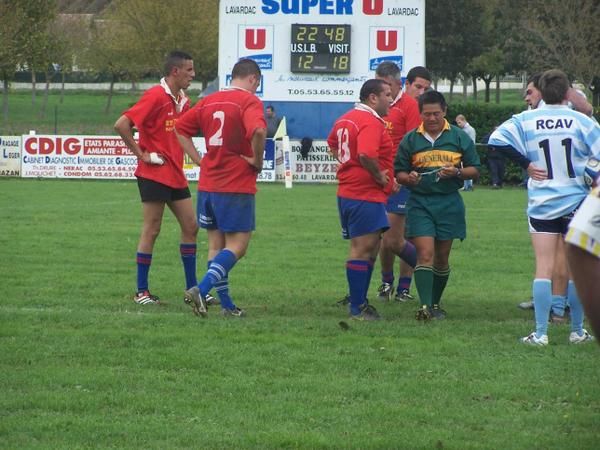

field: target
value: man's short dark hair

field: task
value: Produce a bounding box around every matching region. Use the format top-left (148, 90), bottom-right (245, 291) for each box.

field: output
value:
top-left (359, 79), bottom-right (387, 102)
top-left (232, 58), bottom-right (261, 80)
top-left (164, 50), bottom-right (193, 76)
top-left (539, 69), bottom-right (570, 105)
top-left (375, 61), bottom-right (401, 81)
top-left (418, 90), bottom-right (447, 112)
top-left (527, 72), bottom-right (542, 89)
top-left (266, 105), bottom-right (274, 112)
top-left (407, 66), bottom-right (431, 83)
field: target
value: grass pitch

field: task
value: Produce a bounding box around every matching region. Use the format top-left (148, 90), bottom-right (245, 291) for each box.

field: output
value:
top-left (1, 179), bottom-right (599, 449)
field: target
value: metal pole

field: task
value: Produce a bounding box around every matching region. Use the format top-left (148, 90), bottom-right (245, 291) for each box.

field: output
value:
top-left (54, 104), bottom-right (58, 134)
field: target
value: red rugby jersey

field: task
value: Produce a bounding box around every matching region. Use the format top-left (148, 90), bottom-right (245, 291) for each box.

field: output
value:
top-left (328, 104), bottom-right (394, 203)
top-left (175, 87), bottom-right (266, 194)
top-left (383, 92), bottom-right (421, 149)
top-left (124, 83), bottom-right (190, 188)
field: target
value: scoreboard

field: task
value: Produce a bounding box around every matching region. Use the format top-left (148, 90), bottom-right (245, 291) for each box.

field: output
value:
top-left (290, 24), bottom-right (351, 74)
top-left (219, 0), bottom-right (425, 102)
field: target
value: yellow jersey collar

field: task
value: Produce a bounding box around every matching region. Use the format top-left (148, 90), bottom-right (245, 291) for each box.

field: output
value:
top-left (417, 119), bottom-right (451, 134)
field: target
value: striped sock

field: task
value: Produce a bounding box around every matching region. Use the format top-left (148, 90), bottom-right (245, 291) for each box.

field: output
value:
top-left (199, 249), bottom-right (237, 298)
top-left (432, 267), bottom-right (450, 306)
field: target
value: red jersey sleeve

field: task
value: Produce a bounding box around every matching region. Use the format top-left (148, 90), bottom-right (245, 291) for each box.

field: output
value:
top-left (124, 89), bottom-right (159, 127)
top-left (356, 121), bottom-right (383, 159)
top-left (242, 96), bottom-right (267, 140)
top-left (175, 99), bottom-right (204, 138)
top-left (404, 97), bottom-right (421, 133)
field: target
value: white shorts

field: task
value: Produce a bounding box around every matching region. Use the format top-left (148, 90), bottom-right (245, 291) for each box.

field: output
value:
top-left (565, 187), bottom-right (600, 257)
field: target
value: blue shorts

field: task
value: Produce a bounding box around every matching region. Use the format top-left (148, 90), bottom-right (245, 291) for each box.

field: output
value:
top-left (337, 197), bottom-right (389, 240)
top-left (385, 186), bottom-right (410, 214)
top-left (197, 191), bottom-right (255, 232)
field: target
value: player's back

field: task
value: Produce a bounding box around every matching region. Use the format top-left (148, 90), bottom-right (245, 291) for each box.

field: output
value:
top-left (177, 87), bottom-right (265, 194)
top-left (509, 105), bottom-right (600, 218)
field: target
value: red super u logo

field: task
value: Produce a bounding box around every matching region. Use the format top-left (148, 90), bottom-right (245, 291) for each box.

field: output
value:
top-left (363, 0), bottom-right (383, 15)
top-left (376, 30), bottom-right (398, 51)
top-left (245, 28), bottom-right (266, 50)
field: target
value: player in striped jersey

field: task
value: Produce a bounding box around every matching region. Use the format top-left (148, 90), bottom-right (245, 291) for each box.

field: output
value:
top-left (489, 69), bottom-right (600, 345)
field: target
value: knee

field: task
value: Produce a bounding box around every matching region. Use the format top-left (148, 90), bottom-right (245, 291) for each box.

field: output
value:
top-left (417, 250), bottom-right (434, 266)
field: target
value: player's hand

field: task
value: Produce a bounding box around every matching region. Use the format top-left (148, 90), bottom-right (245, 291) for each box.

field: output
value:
top-left (438, 163), bottom-right (458, 179)
top-left (141, 151), bottom-right (165, 165)
top-left (241, 154), bottom-right (263, 172)
top-left (390, 178), bottom-right (400, 194)
top-left (527, 163), bottom-right (547, 181)
top-left (376, 169), bottom-right (390, 187)
top-left (406, 171), bottom-right (421, 186)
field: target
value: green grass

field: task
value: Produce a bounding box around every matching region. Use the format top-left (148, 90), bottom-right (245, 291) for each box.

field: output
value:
top-left (1, 179), bottom-right (599, 449)
top-left (0, 89), bottom-right (524, 136)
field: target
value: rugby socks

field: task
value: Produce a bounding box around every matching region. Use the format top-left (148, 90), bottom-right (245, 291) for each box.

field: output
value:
top-left (432, 267), bottom-right (450, 306)
top-left (567, 280), bottom-right (585, 336)
top-left (180, 243), bottom-right (197, 290)
top-left (551, 294), bottom-right (566, 317)
top-left (208, 260), bottom-right (235, 311)
top-left (198, 249), bottom-right (237, 304)
top-left (398, 241), bottom-right (417, 268)
top-left (365, 258), bottom-right (376, 301)
top-left (346, 260), bottom-right (370, 315)
top-left (398, 276), bottom-right (412, 293)
top-left (136, 252), bottom-right (152, 292)
top-left (533, 279), bottom-right (552, 338)
top-left (381, 271), bottom-right (394, 285)
top-left (414, 265), bottom-right (434, 308)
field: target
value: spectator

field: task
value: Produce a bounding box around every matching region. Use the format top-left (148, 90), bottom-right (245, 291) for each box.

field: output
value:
top-left (455, 114), bottom-right (476, 191)
top-left (482, 126), bottom-right (505, 188)
top-left (266, 105), bottom-right (282, 138)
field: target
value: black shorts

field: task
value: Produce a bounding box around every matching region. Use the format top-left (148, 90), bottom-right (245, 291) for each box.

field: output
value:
top-left (137, 177), bottom-right (191, 203)
top-left (528, 212), bottom-right (576, 235)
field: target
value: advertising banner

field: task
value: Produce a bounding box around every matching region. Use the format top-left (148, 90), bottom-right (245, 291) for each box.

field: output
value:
top-left (276, 139), bottom-right (338, 183)
top-left (20, 135), bottom-right (276, 183)
top-left (0, 136), bottom-right (21, 177)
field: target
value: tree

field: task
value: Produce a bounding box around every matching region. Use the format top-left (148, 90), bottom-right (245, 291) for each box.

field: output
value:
top-left (523, 0), bottom-right (600, 105)
top-left (426, 0), bottom-right (484, 100)
top-left (467, 47), bottom-right (505, 103)
top-left (0, 1), bottom-right (24, 121)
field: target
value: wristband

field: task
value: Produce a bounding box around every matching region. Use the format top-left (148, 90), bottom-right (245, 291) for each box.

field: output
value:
top-left (149, 152), bottom-right (165, 165)
top-left (456, 168), bottom-right (462, 179)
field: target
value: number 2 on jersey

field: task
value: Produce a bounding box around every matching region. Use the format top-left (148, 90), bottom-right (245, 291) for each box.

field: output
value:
top-left (209, 111), bottom-right (225, 146)
top-left (538, 138), bottom-right (575, 179)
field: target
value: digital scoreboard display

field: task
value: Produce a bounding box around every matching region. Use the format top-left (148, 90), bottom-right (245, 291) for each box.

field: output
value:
top-left (290, 24), bottom-right (351, 74)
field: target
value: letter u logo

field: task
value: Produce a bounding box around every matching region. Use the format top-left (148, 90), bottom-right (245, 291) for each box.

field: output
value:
top-left (245, 28), bottom-right (266, 50)
top-left (363, 0), bottom-right (383, 15)
top-left (377, 30), bottom-right (397, 51)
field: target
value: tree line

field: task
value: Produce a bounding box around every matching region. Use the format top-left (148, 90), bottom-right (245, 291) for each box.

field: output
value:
top-left (1, 0), bottom-right (598, 122)
top-left (426, 0), bottom-right (599, 105)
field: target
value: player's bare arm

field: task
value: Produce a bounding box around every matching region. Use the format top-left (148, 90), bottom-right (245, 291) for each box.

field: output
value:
top-left (359, 153), bottom-right (388, 187)
top-left (396, 170), bottom-right (420, 186)
top-left (566, 87), bottom-right (594, 117)
top-left (114, 115), bottom-right (163, 165)
top-left (175, 130), bottom-right (202, 166)
top-left (241, 127), bottom-right (267, 172)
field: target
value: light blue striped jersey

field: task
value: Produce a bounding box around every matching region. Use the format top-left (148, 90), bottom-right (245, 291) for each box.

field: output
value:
top-left (489, 105), bottom-right (600, 219)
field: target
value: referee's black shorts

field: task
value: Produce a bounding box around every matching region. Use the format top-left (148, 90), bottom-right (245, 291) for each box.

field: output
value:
top-left (137, 177), bottom-right (191, 202)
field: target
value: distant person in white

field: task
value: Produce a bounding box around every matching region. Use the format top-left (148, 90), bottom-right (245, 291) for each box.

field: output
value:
top-left (456, 114), bottom-right (476, 191)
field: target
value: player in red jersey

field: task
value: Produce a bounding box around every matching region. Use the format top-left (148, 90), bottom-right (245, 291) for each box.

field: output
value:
top-left (375, 62), bottom-right (422, 303)
top-left (176, 58), bottom-right (267, 318)
top-left (114, 50), bottom-right (198, 306)
top-left (328, 79), bottom-right (397, 321)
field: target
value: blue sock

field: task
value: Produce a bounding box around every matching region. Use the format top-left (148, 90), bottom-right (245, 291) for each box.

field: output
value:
top-left (568, 280), bottom-right (584, 336)
top-left (346, 260), bottom-right (370, 315)
top-left (364, 258), bottom-right (376, 302)
top-left (180, 243), bottom-right (197, 290)
top-left (551, 295), bottom-right (566, 317)
top-left (198, 249), bottom-right (237, 298)
top-left (533, 279), bottom-right (552, 337)
top-left (398, 276), bottom-right (412, 293)
top-left (381, 271), bottom-right (394, 284)
top-left (136, 252), bottom-right (152, 292)
top-left (398, 241), bottom-right (417, 268)
top-left (208, 260), bottom-right (235, 310)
